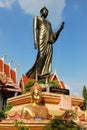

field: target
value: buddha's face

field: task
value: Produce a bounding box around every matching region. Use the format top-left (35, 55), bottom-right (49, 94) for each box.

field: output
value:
top-left (40, 8), bottom-right (48, 18)
top-left (32, 89), bottom-right (41, 104)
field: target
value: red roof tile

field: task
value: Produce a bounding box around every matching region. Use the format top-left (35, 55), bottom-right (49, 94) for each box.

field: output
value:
top-left (11, 69), bottom-right (17, 83)
top-left (4, 64), bottom-right (10, 77)
top-left (0, 58), bottom-right (4, 71)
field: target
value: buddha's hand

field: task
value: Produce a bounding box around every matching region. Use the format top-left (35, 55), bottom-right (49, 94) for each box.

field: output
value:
top-left (61, 21), bottom-right (65, 29)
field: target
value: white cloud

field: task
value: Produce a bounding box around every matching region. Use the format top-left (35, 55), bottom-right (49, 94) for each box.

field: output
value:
top-left (0, 0), bottom-right (66, 27)
top-left (17, 0), bottom-right (66, 28)
top-left (0, 0), bottom-right (15, 8)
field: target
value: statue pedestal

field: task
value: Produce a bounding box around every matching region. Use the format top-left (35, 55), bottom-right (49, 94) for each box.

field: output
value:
top-left (6, 92), bottom-right (84, 117)
top-left (0, 120), bottom-right (49, 130)
top-left (0, 92), bottom-right (86, 130)
top-left (0, 120), bottom-right (87, 130)
top-left (7, 92), bottom-right (84, 107)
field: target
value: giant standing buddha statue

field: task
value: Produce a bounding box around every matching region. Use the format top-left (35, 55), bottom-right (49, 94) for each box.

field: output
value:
top-left (26, 6), bottom-right (64, 83)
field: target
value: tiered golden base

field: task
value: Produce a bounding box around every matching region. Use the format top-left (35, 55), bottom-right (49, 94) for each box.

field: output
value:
top-left (0, 120), bottom-right (49, 130)
top-left (0, 120), bottom-right (87, 130)
top-left (0, 92), bottom-right (87, 130)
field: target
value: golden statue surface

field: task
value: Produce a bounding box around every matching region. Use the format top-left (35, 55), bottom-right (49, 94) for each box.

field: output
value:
top-left (21, 82), bottom-right (49, 119)
top-left (7, 81), bottom-right (49, 120)
top-left (26, 7), bottom-right (64, 82)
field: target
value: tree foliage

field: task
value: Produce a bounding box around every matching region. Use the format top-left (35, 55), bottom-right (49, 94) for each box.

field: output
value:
top-left (82, 85), bottom-right (87, 110)
top-left (0, 103), bottom-right (12, 121)
top-left (14, 119), bottom-right (30, 130)
top-left (23, 79), bottom-right (59, 94)
top-left (23, 80), bottom-right (34, 93)
top-left (44, 118), bottom-right (81, 130)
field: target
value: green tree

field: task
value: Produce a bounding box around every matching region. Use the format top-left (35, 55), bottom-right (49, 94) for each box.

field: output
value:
top-left (23, 81), bottom-right (34, 93)
top-left (43, 118), bottom-right (81, 130)
top-left (14, 119), bottom-right (30, 130)
top-left (82, 85), bottom-right (87, 110)
top-left (0, 103), bottom-right (12, 121)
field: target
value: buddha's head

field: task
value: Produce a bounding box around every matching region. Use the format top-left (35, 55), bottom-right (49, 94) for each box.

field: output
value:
top-left (40, 7), bottom-right (49, 18)
top-left (30, 82), bottom-right (42, 104)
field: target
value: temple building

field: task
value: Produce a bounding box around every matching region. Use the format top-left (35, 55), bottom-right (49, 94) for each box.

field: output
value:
top-left (19, 70), bottom-right (69, 95)
top-left (0, 57), bottom-right (21, 109)
top-left (19, 71), bottom-right (69, 95)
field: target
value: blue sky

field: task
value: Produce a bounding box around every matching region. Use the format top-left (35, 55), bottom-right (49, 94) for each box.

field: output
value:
top-left (0, 0), bottom-right (87, 96)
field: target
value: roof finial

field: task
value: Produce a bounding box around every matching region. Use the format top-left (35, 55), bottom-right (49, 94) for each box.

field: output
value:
top-left (3, 53), bottom-right (7, 60)
top-left (9, 58), bottom-right (14, 66)
top-left (35, 70), bottom-right (38, 82)
top-left (15, 64), bottom-right (20, 71)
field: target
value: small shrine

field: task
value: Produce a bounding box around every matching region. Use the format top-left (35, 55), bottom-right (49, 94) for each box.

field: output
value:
top-left (19, 70), bottom-right (69, 95)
